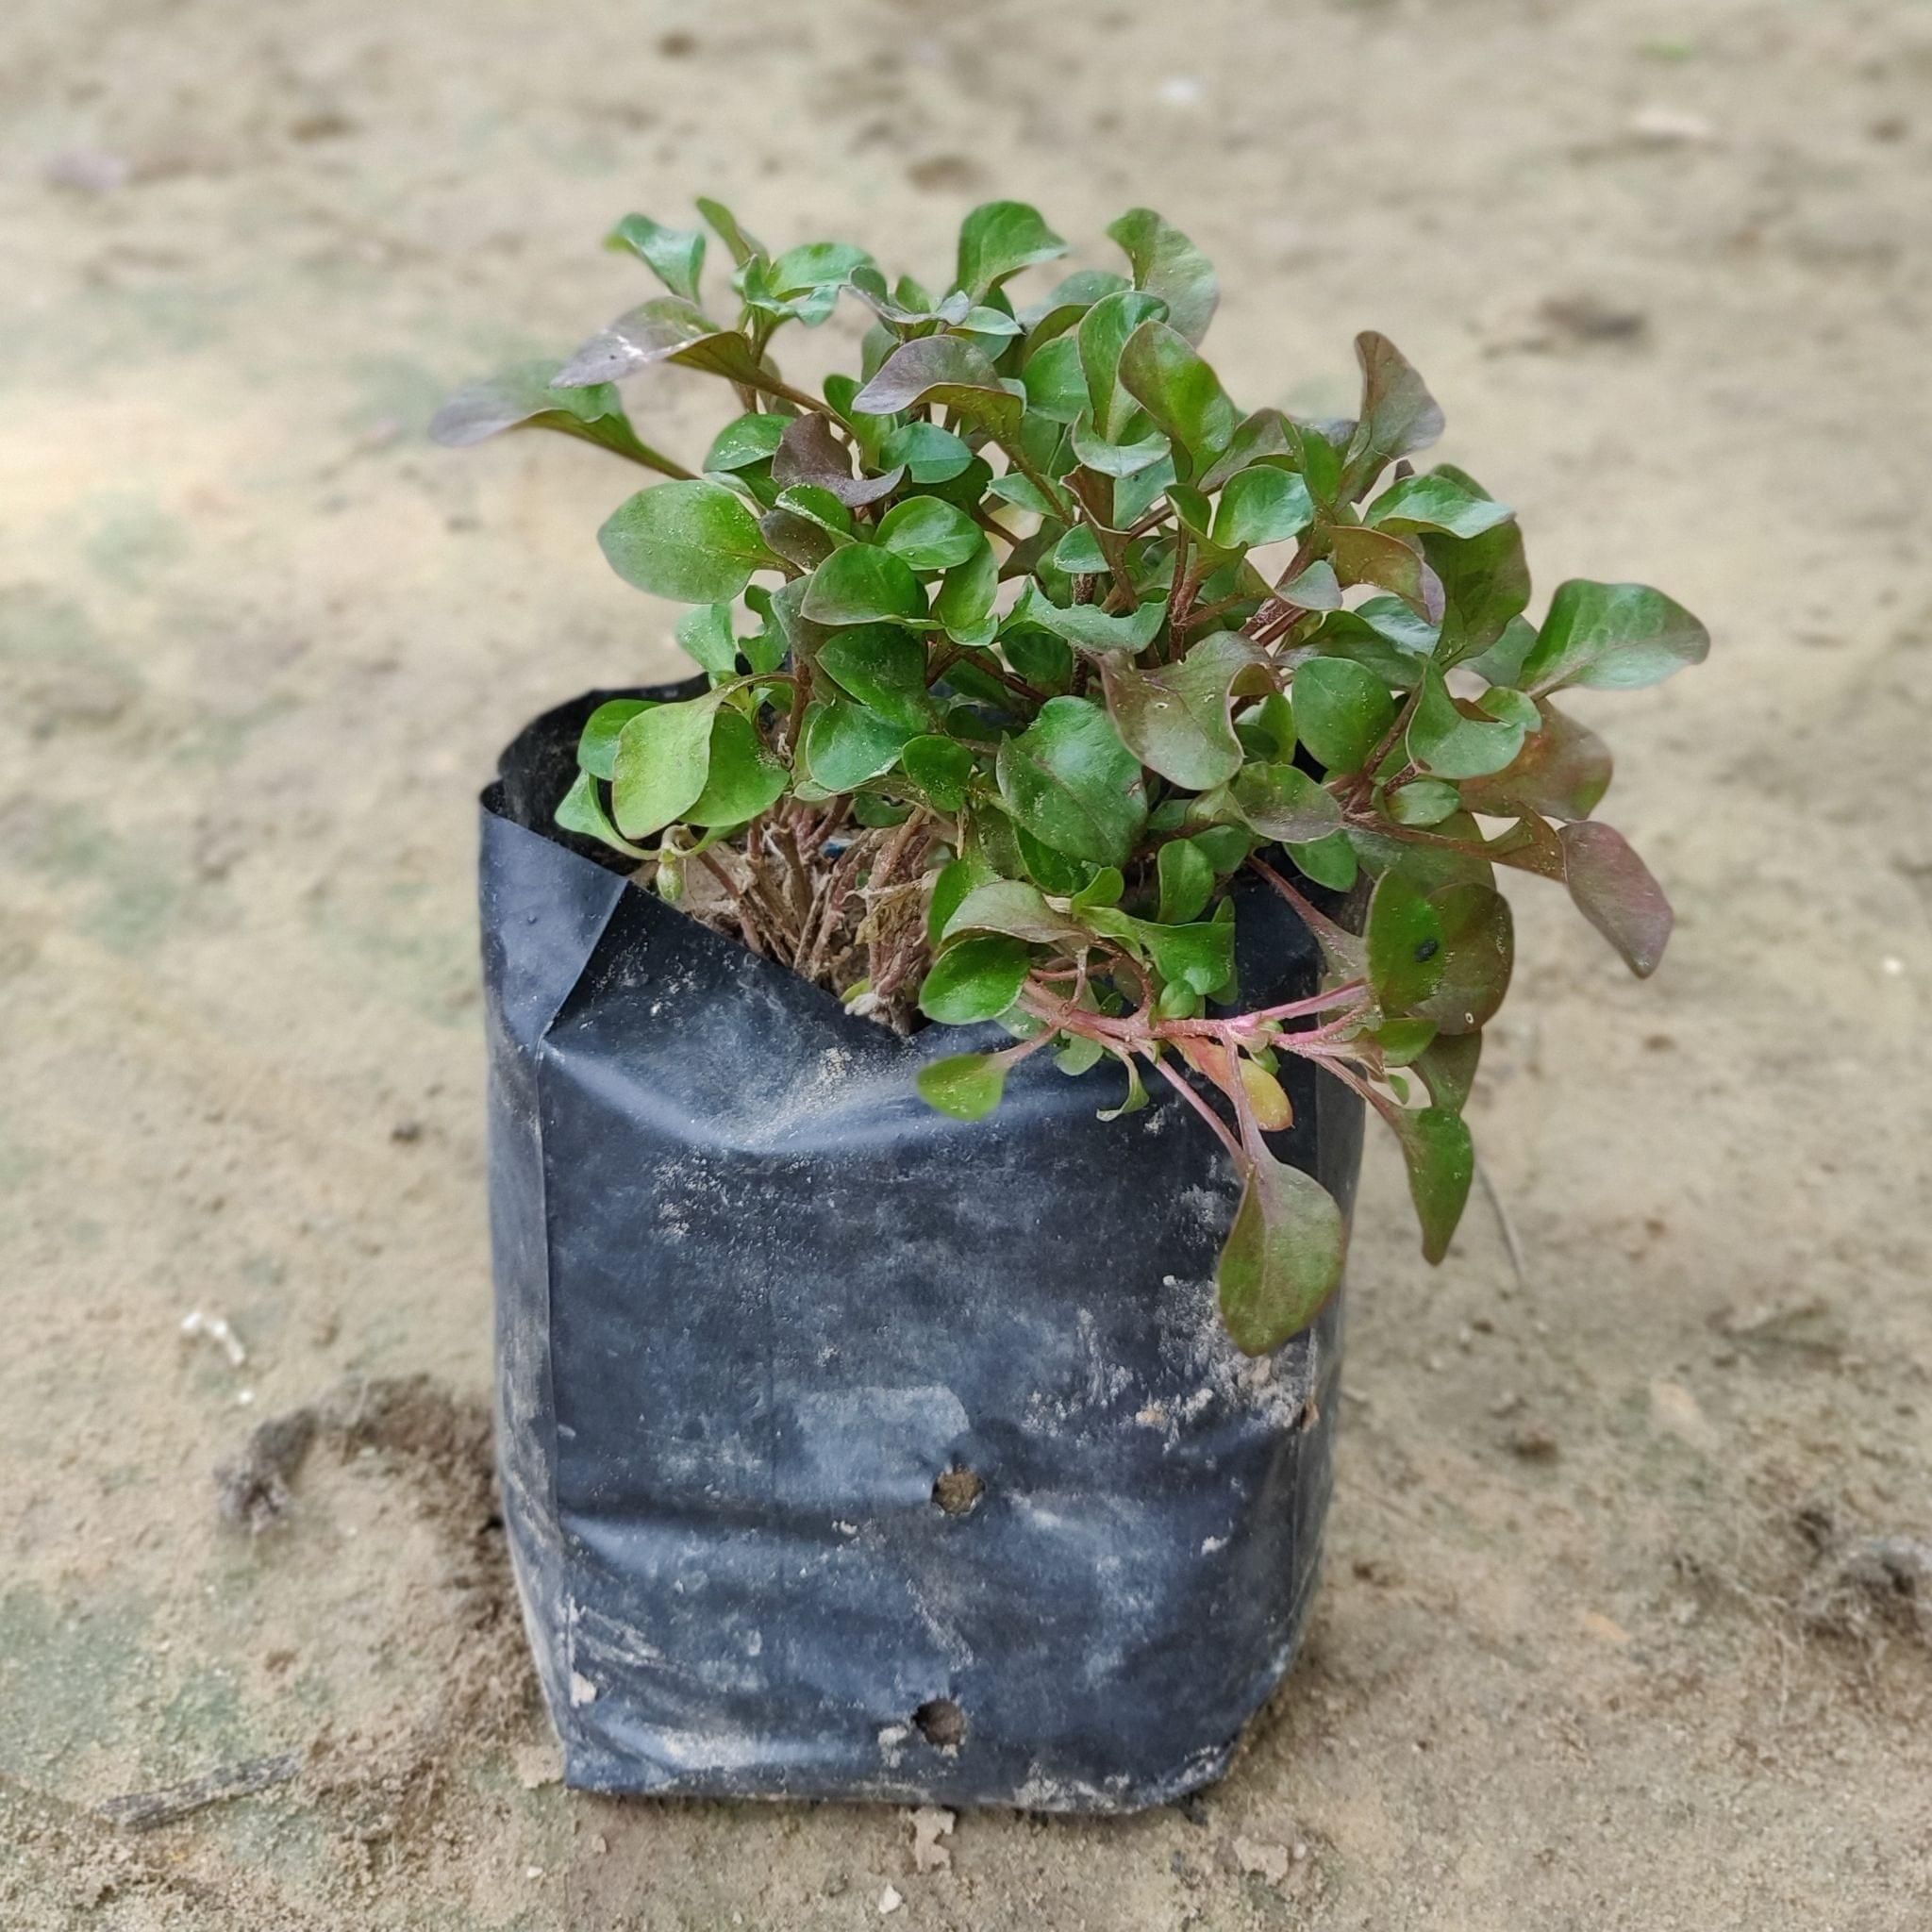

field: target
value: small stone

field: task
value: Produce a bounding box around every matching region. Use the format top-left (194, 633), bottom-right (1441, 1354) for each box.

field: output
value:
top-left (1628, 104), bottom-right (1720, 145)
top-left (43, 147), bottom-right (132, 193)
top-left (909, 1805), bottom-right (956, 1873)
top-left (1507, 1424), bottom-right (1560, 1462)
top-left (878, 1883), bottom-right (904, 1914)
top-left (1233, 1837), bottom-right (1291, 1884)
top-left (1649, 1378), bottom-right (1718, 1453)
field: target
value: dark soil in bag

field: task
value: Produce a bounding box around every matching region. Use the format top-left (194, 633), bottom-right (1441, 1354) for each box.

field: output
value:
top-left (481, 685), bottom-right (1364, 1811)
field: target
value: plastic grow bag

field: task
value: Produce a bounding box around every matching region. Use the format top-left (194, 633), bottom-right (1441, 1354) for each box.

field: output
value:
top-left (481, 685), bottom-right (1365, 1812)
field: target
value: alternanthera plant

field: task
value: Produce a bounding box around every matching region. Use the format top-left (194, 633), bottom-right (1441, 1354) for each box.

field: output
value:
top-left (435, 199), bottom-right (1707, 1354)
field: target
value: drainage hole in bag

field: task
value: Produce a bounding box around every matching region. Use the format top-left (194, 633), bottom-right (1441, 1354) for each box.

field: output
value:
top-left (931, 1467), bottom-right (984, 1517)
top-left (911, 1698), bottom-right (967, 1752)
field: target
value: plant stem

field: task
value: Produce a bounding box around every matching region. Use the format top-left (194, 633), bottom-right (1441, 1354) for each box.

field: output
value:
top-left (1152, 1057), bottom-right (1245, 1164)
top-left (1247, 858), bottom-right (1363, 961)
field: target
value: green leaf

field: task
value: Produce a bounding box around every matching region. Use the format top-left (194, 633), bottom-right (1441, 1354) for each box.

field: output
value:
top-left (673, 604), bottom-right (741, 681)
top-left (609, 691), bottom-right (724, 838)
top-left (1477, 686), bottom-right (1541, 731)
top-left (772, 484), bottom-right (855, 539)
top-left (1426, 519), bottom-right (1531, 668)
top-left (1056, 1033), bottom-right (1105, 1075)
top-left (1096, 1052), bottom-right (1150, 1121)
top-left (1141, 916), bottom-right (1234, 996)
top-left (1070, 418), bottom-right (1171, 477)
top-left (1558, 820), bottom-right (1673, 976)
top-left (933, 539), bottom-right (999, 642)
top-left (1367, 468), bottom-right (1514, 538)
top-left (901, 733), bottom-right (975, 813)
top-left (1416, 1032), bottom-right (1482, 1114)
top-left (996, 695), bottom-right (1147, 868)
top-left (1520, 580), bottom-right (1710, 694)
top-left (1239, 691), bottom-right (1296, 762)
top-left (1389, 1107), bottom-right (1474, 1263)
top-left (1291, 657), bottom-right (1395, 775)
top-left (1288, 831), bottom-right (1357, 891)
top-left (599, 479), bottom-right (776, 603)
top-left (1278, 558), bottom-right (1343, 612)
top-left (879, 421), bottom-right (975, 484)
top-left (1290, 418), bottom-right (1347, 507)
top-left (918, 1052), bottom-right (1009, 1121)
top-left (927, 852), bottom-right (993, 947)
top-left (1016, 826), bottom-right (1094, 895)
top-left (556, 770), bottom-right (649, 859)
top-left (1366, 870), bottom-right (1445, 1014)
top-left (705, 411), bottom-right (789, 473)
top-left (1157, 839), bottom-right (1215, 924)
top-left (1077, 290), bottom-right (1169, 437)
top-left (1386, 778), bottom-right (1461, 827)
top-left (956, 201), bottom-right (1068, 297)
top-left (1021, 336), bottom-right (1088, 424)
top-left (1211, 467), bottom-right (1315, 549)
top-left (1099, 630), bottom-right (1258, 790)
top-left (1106, 208), bottom-right (1219, 346)
top-left (1217, 1151), bottom-right (1346, 1355)
top-left (1413, 883), bottom-right (1513, 1033)
top-left (816, 624), bottom-right (935, 732)
top-left (768, 241), bottom-right (873, 295)
top-left (1340, 332), bottom-right (1444, 499)
top-left (1189, 824), bottom-right (1253, 874)
top-left (1407, 663), bottom-right (1526, 779)
top-left (875, 495), bottom-right (983, 573)
top-left (1373, 1018), bottom-right (1438, 1067)
top-left (943, 879), bottom-right (1091, 950)
top-left (1001, 624), bottom-right (1073, 692)
top-left (1196, 408), bottom-right (1297, 493)
top-left (1009, 584), bottom-right (1164, 656)
top-left (918, 935), bottom-right (1032, 1024)
top-left (986, 472), bottom-right (1058, 517)
top-left (852, 335), bottom-right (1023, 442)
top-left (801, 544), bottom-right (926, 625)
top-left (1326, 524), bottom-right (1444, 623)
top-left (696, 196), bottom-right (766, 268)
top-left (606, 213), bottom-right (706, 304)
top-left (685, 705), bottom-right (788, 826)
top-left (577, 698), bottom-right (652, 780)
top-left (802, 694), bottom-right (912, 790)
top-left (1051, 525), bottom-right (1109, 575)
top-left (1465, 614), bottom-right (1539, 688)
top-left (1118, 320), bottom-right (1237, 467)
top-left (1225, 763), bottom-right (1343, 843)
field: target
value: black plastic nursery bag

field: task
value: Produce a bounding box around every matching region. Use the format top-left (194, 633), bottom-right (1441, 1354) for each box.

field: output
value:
top-left (481, 687), bottom-right (1364, 1811)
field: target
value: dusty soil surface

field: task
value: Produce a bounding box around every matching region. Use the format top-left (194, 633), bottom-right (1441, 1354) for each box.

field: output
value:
top-left (4, 0), bottom-right (1930, 1925)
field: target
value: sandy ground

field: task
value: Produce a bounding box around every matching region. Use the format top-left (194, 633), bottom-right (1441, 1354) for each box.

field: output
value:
top-left (3, 0), bottom-right (1931, 1924)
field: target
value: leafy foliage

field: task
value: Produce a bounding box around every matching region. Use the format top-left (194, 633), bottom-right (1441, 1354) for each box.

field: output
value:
top-left (438, 199), bottom-right (1707, 1356)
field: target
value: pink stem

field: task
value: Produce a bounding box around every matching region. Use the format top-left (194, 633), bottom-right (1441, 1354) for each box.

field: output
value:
top-left (1152, 1056), bottom-right (1245, 1165)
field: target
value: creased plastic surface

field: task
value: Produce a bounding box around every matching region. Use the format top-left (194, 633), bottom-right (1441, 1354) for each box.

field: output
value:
top-left (481, 687), bottom-right (1364, 1811)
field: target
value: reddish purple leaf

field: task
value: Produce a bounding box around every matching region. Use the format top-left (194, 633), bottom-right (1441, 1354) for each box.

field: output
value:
top-left (771, 413), bottom-right (905, 508)
top-left (1558, 820), bottom-right (1672, 976)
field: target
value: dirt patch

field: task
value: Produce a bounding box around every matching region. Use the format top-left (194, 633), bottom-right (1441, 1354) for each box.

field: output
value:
top-left (215, 1378), bottom-right (536, 1865)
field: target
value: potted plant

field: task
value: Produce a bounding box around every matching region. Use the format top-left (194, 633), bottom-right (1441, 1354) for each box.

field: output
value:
top-left (437, 200), bottom-right (1706, 1809)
